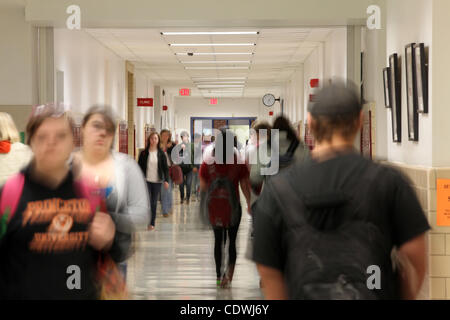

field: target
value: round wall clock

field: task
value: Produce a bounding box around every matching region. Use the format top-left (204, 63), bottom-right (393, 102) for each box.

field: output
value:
top-left (262, 93), bottom-right (276, 107)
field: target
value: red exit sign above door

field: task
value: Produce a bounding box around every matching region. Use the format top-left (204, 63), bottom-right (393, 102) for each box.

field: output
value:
top-left (179, 88), bottom-right (190, 96)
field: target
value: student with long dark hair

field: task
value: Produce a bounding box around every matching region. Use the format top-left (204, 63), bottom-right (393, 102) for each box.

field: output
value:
top-left (199, 128), bottom-right (251, 288)
top-left (138, 132), bottom-right (169, 230)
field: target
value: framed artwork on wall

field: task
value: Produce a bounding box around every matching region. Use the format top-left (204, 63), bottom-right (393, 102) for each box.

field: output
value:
top-left (389, 53), bottom-right (402, 143)
top-left (414, 43), bottom-right (429, 114)
top-left (383, 67), bottom-right (391, 108)
top-left (405, 43), bottom-right (419, 141)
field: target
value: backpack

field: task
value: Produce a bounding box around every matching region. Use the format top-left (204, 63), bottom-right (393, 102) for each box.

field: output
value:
top-left (278, 139), bottom-right (300, 170)
top-left (204, 166), bottom-right (241, 228)
top-left (270, 161), bottom-right (393, 300)
top-left (169, 165), bottom-right (183, 185)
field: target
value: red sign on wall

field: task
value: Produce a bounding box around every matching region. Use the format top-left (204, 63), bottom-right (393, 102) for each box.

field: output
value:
top-left (310, 78), bottom-right (320, 88)
top-left (269, 111), bottom-right (274, 116)
top-left (162, 105), bottom-right (168, 111)
top-left (137, 98), bottom-right (153, 107)
top-left (209, 98), bottom-right (218, 105)
top-left (179, 88), bottom-right (190, 96)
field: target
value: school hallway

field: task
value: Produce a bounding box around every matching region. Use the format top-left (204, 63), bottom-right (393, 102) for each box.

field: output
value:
top-left (126, 189), bottom-right (263, 300)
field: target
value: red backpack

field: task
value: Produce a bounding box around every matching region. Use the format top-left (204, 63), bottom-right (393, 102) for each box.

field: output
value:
top-left (169, 165), bottom-right (183, 185)
top-left (203, 165), bottom-right (241, 228)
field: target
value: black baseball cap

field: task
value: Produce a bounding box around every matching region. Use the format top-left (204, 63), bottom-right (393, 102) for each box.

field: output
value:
top-left (308, 81), bottom-right (362, 116)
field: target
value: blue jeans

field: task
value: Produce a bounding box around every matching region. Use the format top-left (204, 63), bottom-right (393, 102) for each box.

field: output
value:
top-left (191, 170), bottom-right (200, 198)
top-left (147, 182), bottom-right (162, 227)
top-left (118, 262), bottom-right (127, 283)
top-left (179, 170), bottom-right (193, 201)
top-left (161, 177), bottom-right (173, 214)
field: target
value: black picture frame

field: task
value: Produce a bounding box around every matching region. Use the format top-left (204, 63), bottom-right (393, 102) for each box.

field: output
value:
top-left (383, 67), bottom-right (391, 108)
top-left (414, 43), bottom-right (428, 114)
top-left (405, 43), bottom-right (419, 141)
top-left (389, 53), bottom-right (402, 143)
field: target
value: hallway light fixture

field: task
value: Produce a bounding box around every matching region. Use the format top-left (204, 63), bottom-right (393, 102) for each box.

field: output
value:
top-left (185, 67), bottom-right (249, 70)
top-left (201, 90), bottom-right (244, 93)
top-left (181, 61), bottom-right (251, 64)
top-left (176, 52), bottom-right (253, 55)
top-left (162, 31), bottom-right (258, 35)
top-left (197, 85), bottom-right (245, 88)
top-left (194, 82), bottom-right (246, 84)
top-left (192, 77), bottom-right (247, 80)
top-left (169, 43), bottom-right (256, 47)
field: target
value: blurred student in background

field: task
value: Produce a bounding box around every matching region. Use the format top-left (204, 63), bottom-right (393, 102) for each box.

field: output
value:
top-left (0, 112), bottom-right (33, 186)
top-left (199, 128), bottom-right (251, 288)
top-left (73, 105), bottom-right (150, 277)
top-left (159, 129), bottom-right (175, 217)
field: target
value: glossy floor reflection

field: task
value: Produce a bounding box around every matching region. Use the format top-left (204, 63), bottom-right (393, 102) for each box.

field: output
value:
top-left (126, 189), bottom-right (263, 300)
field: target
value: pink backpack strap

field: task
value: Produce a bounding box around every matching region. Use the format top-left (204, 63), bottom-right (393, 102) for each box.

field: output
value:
top-left (0, 173), bottom-right (25, 222)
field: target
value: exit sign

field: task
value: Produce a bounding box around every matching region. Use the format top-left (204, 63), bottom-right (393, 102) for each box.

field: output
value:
top-left (179, 88), bottom-right (190, 96)
top-left (210, 98), bottom-right (218, 105)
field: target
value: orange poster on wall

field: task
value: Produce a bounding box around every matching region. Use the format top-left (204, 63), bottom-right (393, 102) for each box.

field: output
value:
top-left (437, 179), bottom-right (450, 226)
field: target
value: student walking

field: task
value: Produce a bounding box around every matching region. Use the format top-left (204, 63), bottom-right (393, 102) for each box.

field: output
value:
top-left (252, 82), bottom-right (430, 300)
top-left (0, 104), bottom-right (116, 299)
top-left (199, 128), bottom-right (251, 288)
top-left (138, 132), bottom-right (169, 230)
top-left (160, 129), bottom-right (175, 217)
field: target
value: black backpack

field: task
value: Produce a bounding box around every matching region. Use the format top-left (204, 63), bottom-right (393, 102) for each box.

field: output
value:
top-left (270, 161), bottom-right (395, 300)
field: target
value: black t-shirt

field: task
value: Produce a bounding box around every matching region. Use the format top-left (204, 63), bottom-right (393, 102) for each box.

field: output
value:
top-left (252, 151), bottom-right (430, 297)
top-left (0, 166), bottom-right (99, 299)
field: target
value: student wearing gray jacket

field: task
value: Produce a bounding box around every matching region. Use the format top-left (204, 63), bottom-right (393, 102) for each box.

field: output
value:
top-left (73, 106), bottom-right (150, 273)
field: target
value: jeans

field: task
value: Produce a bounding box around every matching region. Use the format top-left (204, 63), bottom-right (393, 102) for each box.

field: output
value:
top-left (179, 170), bottom-right (193, 201)
top-left (147, 182), bottom-right (162, 227)
top-left (161, 177), bottom-right (173, 214)
top-left (191, 170), bottom-right (200, 198)
top-left (118, 262), bottom-right (127, 283)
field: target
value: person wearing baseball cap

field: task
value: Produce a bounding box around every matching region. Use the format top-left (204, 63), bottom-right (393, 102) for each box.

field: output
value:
top-left (252, 80), bottom-right (430, 300)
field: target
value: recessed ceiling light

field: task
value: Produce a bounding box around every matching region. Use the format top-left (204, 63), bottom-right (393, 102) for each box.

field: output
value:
top-left (176, 52), bottom-right (254, 56)
top-left (197, 85), bottom-right (245, 88)
top-left (169, 43), bottom-right (256, 47)
top-left (185, 67), bottom-right (249, 70)
top-left (192, 77), bottom-right (247, 80)
top-left (181, 61), bottom-right (251, 64)
top-left (201, 90), bottom-right (244, 93)
top-left (195, 81), bottom-right (246, 84)
top-left (162, 31), bottom-right (259, 35)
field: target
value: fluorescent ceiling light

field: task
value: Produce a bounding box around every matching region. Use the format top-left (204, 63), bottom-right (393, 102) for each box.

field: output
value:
top-left (201, 90), bottom-right (244, 93)
top-left (181, 61), bottom-right (251, 64)
top-left (197, 85), bottom-right (245, 88)
top-left (162, 31), bottom-right (258, 35)
top-left (185, 67), bottom-right (249, 70)
top-left (192, 77), bottom-right (247, 80)
top-left (169, 43), bottom-right (255, 47)
top-left (176, 52), bottom-right (253, 55)
top-left (195, 81), bottom-right (246, 84)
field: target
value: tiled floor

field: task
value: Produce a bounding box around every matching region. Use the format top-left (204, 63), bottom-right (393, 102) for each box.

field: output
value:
top-left (126, 189), bottom-right (263, 300)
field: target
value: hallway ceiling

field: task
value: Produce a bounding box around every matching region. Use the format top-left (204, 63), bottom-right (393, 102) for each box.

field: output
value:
top-left (86, 27), bottom-right (338, 98)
